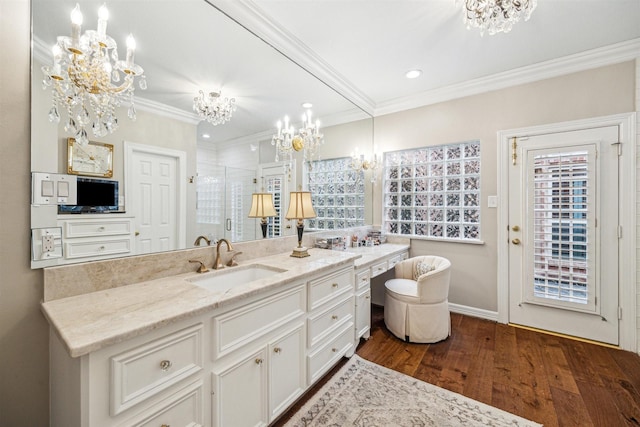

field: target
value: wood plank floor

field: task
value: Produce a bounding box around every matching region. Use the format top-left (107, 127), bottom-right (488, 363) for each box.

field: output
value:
top-left (273, 305), bottom-right (640, 426)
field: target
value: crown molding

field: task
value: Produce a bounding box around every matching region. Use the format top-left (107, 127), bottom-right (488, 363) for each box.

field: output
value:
top-left (206, 0), bottom-right (376, 116)
top-left (375, 38), bottom-right (640, 117)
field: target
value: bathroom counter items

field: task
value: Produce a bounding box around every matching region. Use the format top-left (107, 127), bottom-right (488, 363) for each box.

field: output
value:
top-left (41, 249), bottom-right (359, 358)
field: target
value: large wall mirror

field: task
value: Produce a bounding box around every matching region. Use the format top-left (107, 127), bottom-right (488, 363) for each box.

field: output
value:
top-left (30, 0), bottom-right (373, 268)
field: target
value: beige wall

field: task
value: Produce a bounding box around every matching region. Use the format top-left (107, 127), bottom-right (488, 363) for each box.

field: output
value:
top-left (0, 0), bottom-right (49, 425)
top-left (374, 61), bottom-right (636, 312)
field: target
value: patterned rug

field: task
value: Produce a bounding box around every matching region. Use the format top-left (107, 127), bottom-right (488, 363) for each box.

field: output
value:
top-left (284, 355), bottom-right (542, 427)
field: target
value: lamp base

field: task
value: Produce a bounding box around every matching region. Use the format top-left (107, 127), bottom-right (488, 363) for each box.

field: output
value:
top-left (290, 246), bottom-right (310, 258)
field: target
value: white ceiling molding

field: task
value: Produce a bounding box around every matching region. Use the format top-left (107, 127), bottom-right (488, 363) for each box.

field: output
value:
top-left (373, 37), bottom-right (640, 117)
top-left (207, 0), bottom-right (376, 116)
top-left (134, 97), bottom-right (200, 125)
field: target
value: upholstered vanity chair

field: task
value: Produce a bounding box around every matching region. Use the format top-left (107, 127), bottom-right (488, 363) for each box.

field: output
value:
top-left (384, 256), bottom-right (451, 343)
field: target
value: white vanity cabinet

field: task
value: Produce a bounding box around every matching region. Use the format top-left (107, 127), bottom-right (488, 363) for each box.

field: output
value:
top-left (210, 284), bottom-right (307, 427)
top-left (50, 318), bottom-right (207, 427)
top-left (211, 324), bottom-right (305, 427)
top-left (57, 215), bottom-right (134, 263)
top-left (48, 262), bottom-right (358, 427)
top-left (306, 267), bottom-right (355, 384)
top-left (354, 267), bottom-right (372, 341)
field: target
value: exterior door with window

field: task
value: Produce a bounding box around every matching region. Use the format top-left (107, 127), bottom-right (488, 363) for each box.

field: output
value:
top-left (508, 126), bottom-right (619, 345)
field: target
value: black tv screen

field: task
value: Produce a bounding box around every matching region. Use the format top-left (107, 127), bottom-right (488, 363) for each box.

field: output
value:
top-left (59, 177), bottom-right (120, 213)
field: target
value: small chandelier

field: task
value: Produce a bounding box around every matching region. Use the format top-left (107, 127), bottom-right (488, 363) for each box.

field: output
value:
top-left (41, 3), bottom-right (146, 146)
top-left (193, 90), bottom-right (236, 126)
top-left (460, 0), bottom-right (537, 36)
top-left (271, 110), bottom-right (323, 172)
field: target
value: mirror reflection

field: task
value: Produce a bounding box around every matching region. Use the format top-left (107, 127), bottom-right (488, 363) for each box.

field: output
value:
top-left (31, 0), bottom-right (373, 268)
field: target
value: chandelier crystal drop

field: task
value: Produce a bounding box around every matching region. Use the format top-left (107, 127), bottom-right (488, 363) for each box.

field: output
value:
top-left (461, 0), bottom-right (537, 36)
top-left (41, 3), bottom-right (146, 146)
top-left (271, 110), bottom-right (324, 174)
top-left (193, 90), bottom-right (236, 126)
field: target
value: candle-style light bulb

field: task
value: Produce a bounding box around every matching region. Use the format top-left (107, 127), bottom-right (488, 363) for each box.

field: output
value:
top-left (307, 110), bottom-right (312, 126)
top-left (277, 120), bottom-right (282, 137)
top-left (315, 119), bottom-right (320, 135)
top-left (97, 3), bottom-right (109, 38)
top-left (125, 34), bottom-right (136, 67)
top-left (284, 115), bottom-right (289, 131)
top-left (51, 44), bottom-right (63, 75)
top-left (70, 3), bottom-right (83, 47)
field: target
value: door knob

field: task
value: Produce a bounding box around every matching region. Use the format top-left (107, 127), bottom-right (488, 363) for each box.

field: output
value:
top-left (512, 238), bottom-right (521, 245)
top-left (134, 231), bottom-right (140, 236)
top-left (512, 225), bottom-right (520, 232)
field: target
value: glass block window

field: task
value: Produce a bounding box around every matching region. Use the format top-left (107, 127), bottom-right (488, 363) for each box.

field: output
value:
top-left (383, 141), bottom-right (481, 241)
top-left (305, 157), bottom-right (366, 230)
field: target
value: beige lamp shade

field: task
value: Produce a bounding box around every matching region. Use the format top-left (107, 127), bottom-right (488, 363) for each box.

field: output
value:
top-left (285, 191), bottom-right (316, 220)
top-left (248, 193), bottom-right (277, 218)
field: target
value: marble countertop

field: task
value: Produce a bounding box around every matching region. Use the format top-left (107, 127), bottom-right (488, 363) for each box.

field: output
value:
top-left (41, 244), bottom-right (408, 358)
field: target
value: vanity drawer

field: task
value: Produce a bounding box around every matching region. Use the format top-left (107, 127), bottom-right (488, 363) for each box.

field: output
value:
top-left (110, 324), bottom-right (204, 416)
top-left (212, 284), bottom-right (305, 359)
top-left (63, 219), bottom-right (132, 238)
top-left (355, 269), bottom-right (371, 291)
top-left (64, 238), bottom-right (132, 259)
top-left (370, 260), bottom-right (388, 278)
top-left (308, 268), bottom-right (352, 311)
top-left (307, 323), bottom-right (354, 384)
top-left (119, 380), bottom-right (204, 427)
top-left (307, 294), bottom-right (354, 348)
top-left (387, 252), bottom-right (408, 270)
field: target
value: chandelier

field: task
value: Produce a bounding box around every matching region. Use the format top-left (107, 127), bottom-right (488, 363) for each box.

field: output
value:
top-left (271, 110), bottom-right (324, 172)
top-left (460, 0), bottom-right (537, 36)
top-left (193, 90), bottom-right (236, 125)
top-left (41, 3), bottom-right (146, 146)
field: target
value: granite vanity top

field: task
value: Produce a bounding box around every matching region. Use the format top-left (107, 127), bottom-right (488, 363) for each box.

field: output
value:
top-left (41, 244), bottom-right (408, 358)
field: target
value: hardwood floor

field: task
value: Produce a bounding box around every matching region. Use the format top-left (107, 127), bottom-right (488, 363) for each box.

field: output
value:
top-left (274, 305), bottom-right (640, 426)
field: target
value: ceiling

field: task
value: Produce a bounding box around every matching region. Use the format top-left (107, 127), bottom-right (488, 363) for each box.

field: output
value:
top-left (220, 0), bottom-right (640, 114)
top-left (32, 0), bottom-right (640, 144)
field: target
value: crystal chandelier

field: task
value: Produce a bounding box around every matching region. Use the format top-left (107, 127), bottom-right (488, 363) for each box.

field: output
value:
top-left (41, 3), bottom-right (146, 146)
top-left (271, 110), bottom-right (323, 172)
top-left (460, 0), bottom-right (537, 36)
top-left (193, 90), bottom-right (236, 125)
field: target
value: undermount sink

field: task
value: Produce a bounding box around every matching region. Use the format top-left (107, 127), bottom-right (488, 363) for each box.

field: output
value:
top-left (187, 264), bottom-right (287, 293)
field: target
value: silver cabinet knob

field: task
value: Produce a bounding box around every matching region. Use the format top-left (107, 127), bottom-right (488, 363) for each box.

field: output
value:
top-left (159, 360), bottom-right (172, 371)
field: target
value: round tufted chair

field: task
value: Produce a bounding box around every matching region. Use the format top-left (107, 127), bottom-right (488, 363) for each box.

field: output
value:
top-left (384, 256), bottom-right (451, 343)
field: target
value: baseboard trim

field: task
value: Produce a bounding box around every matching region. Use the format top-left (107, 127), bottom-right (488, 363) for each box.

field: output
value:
top-left (448, 303), bottom-right (499, 322)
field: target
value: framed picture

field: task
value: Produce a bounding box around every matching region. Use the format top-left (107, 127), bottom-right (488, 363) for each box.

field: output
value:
top-left (67, 138), bottom-right (114, 178)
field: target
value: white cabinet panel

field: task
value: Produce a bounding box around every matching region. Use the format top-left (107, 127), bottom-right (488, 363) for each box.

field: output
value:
top-left (269, 325), bottom-right (306, 422)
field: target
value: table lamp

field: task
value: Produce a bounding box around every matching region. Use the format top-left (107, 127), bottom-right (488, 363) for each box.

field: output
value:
top-left (285, 190), bottom-right (316, 257)
top-left (248, 192), bottom-right (277, 238)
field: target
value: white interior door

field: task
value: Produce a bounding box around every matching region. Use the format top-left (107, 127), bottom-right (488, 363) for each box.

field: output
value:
top-left (258, 162), bottom-right (296, 238)
top-left (508, 126), bottom-right (619, 345)
top-left (125, 142), bottom-right (186, 254)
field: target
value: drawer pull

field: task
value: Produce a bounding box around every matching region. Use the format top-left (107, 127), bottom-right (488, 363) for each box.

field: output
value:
top-left (98, 226), bottom-right (105, 232)
top-left (255, 358), bottom-right (264, 365)
top-left (365, 296), bottom-right (370, 299)
top-left (331, 347), bottom-right (337, 353)
top-left (161, 425), bottom-right (170, 427)
top-left (99, 246), bottom-right (106, 251)
top-left (159, 360), bottom-right (172, 371)
top-left (332, 283), bottom-right (338, 288)
top-left (331, 315), bottom-right (338, 320)
top-left (273, 347), bottom-right (282, 354)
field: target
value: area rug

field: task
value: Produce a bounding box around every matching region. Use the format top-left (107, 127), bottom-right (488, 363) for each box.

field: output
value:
top-left (284, 355), bottom-right (542, 427)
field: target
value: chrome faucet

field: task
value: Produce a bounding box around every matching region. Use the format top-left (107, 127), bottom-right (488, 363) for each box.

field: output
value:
top-left (194, 235), bottom-right (211, 246)
top-left (214, 238), bottom-right (234, 270)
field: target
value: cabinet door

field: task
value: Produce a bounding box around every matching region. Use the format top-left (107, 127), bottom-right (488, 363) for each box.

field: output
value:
top-left (269, 325), bottom-right (305, 422)
top-left (356, 287), bottom-right (371, 340)
top-left (212, 348), bottom-right (268, 427)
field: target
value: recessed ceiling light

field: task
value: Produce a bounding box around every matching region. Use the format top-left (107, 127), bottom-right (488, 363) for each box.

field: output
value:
top-left (405, 69), bottom-right (422, 79)
top-left (301, 102), bottom-right (313, 109)
top-left (202, 133), bottom-right (210, 139)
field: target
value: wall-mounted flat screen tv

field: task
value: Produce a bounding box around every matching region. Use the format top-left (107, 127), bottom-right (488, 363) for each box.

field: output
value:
top-left (58, 177), bottom-right (120, 214)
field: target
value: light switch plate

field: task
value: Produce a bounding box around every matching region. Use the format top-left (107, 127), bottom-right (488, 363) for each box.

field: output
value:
top-left (487, 195), bottom-right (498, 208)
top-left (32, 172), bottom-right (77, 205)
